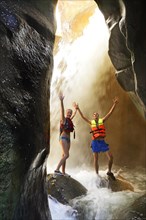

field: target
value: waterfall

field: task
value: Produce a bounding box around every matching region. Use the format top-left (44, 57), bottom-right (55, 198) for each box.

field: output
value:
top-left (47, 4), bottom-right (146, 220)
top-left (48, 6), bottom-right (146, 171)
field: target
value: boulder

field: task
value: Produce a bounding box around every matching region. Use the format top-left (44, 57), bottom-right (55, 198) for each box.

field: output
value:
top-left (97, 174), bottom-right (134, 192)
top-left (117, 194), bottom-right (146, 219)
top-left (108, 174), bottom-right (134, 192)
top-left (47, 174), bottom-right (87, 204)
top-left (47, 173), bottom-right (133, 206)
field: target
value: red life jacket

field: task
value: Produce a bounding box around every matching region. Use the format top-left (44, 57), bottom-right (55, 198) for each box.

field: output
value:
top-left (60, 118), bottom-right (74, 134)
top-left (90, 119), bottom-right (106, 140)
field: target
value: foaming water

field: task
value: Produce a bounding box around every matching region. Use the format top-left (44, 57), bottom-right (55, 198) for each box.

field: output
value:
top-left (48, 167), bottom-right (146, 220)
top-left (70, 168), bottom-right (145, 220)
top-left (48, 196), bottom-right (78, 220)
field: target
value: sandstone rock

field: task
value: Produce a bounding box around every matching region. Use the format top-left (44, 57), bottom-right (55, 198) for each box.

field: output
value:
top-left (96, 174), bottom-right (134, 192)
top-left (108, 174), bottom-right (134, 192)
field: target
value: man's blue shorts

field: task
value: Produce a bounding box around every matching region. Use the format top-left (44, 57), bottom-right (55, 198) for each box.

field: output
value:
top-left (91, 139), bottom-right (109, 153)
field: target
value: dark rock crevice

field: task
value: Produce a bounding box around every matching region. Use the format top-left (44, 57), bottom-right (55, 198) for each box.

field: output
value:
top-left (95, 0), bottom-right (146, 117)
top-left (0, 0), bottom-right (58, 219)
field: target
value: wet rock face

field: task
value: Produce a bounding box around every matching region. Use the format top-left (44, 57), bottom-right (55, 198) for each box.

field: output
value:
top-left (95, 0), bottom-right (146, 118)
top-left (0, 0), bottom-right (57, 219)
top-left (117, 194), bottom-right (146, 220)
top-left (108, 174), bottom-right (134, 192)
top-left (91, 174), bottom-right (134, 192)
top-left (47, 174), bottom-right (87, 204)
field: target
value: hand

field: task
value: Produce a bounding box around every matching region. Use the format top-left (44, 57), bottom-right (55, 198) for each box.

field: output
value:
top-left (73, 102), bottom-right (79, 109)
top-left (59, 92), bottom-right (64, 101)
top-left (113, 97), bottom-right (119, 104)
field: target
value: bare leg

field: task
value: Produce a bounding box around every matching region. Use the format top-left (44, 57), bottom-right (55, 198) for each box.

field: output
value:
top-left (61, 154), bottom-right (66, 174)
top-left (93, 152), bottom-right (99, 174)
top-left (62, 143), bottom-right (71, 174)
top-left (105, 151), bottom-right (113, 173)
top-left (55, 140), bottom-right (70, 173)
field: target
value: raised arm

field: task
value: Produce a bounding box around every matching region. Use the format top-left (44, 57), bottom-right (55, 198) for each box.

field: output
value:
top-left (70, 102), bottom-right (78, 120)
top-left (102, 97), bottom-right (119, 122)
top-left (75, 103), bottom-right (91, 124)
top-left (59, 92), bottom-right (65, 123)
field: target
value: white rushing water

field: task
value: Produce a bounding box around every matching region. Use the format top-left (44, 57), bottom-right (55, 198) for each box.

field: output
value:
top-left (49, 6), bottom-right (112, 169)
top-left (48, 167), bottom-right (146, 220)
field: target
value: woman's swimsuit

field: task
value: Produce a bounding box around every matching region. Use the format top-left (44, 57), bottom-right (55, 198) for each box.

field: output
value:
top-left (59, 136), bottom-right (70, 143)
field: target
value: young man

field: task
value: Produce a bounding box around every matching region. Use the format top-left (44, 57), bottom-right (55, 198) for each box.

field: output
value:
top-left (76, 97), bottom-right (118, 180)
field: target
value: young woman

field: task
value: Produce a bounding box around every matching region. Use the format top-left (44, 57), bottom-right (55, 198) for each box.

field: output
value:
top-left (54, 93), bottom-right (77, 176)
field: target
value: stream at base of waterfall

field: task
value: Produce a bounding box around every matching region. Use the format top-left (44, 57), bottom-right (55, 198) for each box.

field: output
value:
top-left (48, 166), bottom-right (146, 220)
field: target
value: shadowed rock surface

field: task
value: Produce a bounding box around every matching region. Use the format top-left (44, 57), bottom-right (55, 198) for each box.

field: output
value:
top-left (117, 194), bottom-right (146, 220)
top-left (95, 0), bottom-right (146, 118)
top-left (0, 0), bottom-right (57, 219)
top-left (13, 149), bottom-right (51, 220)
top-left (47, 174), bottom-right (87, 205)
